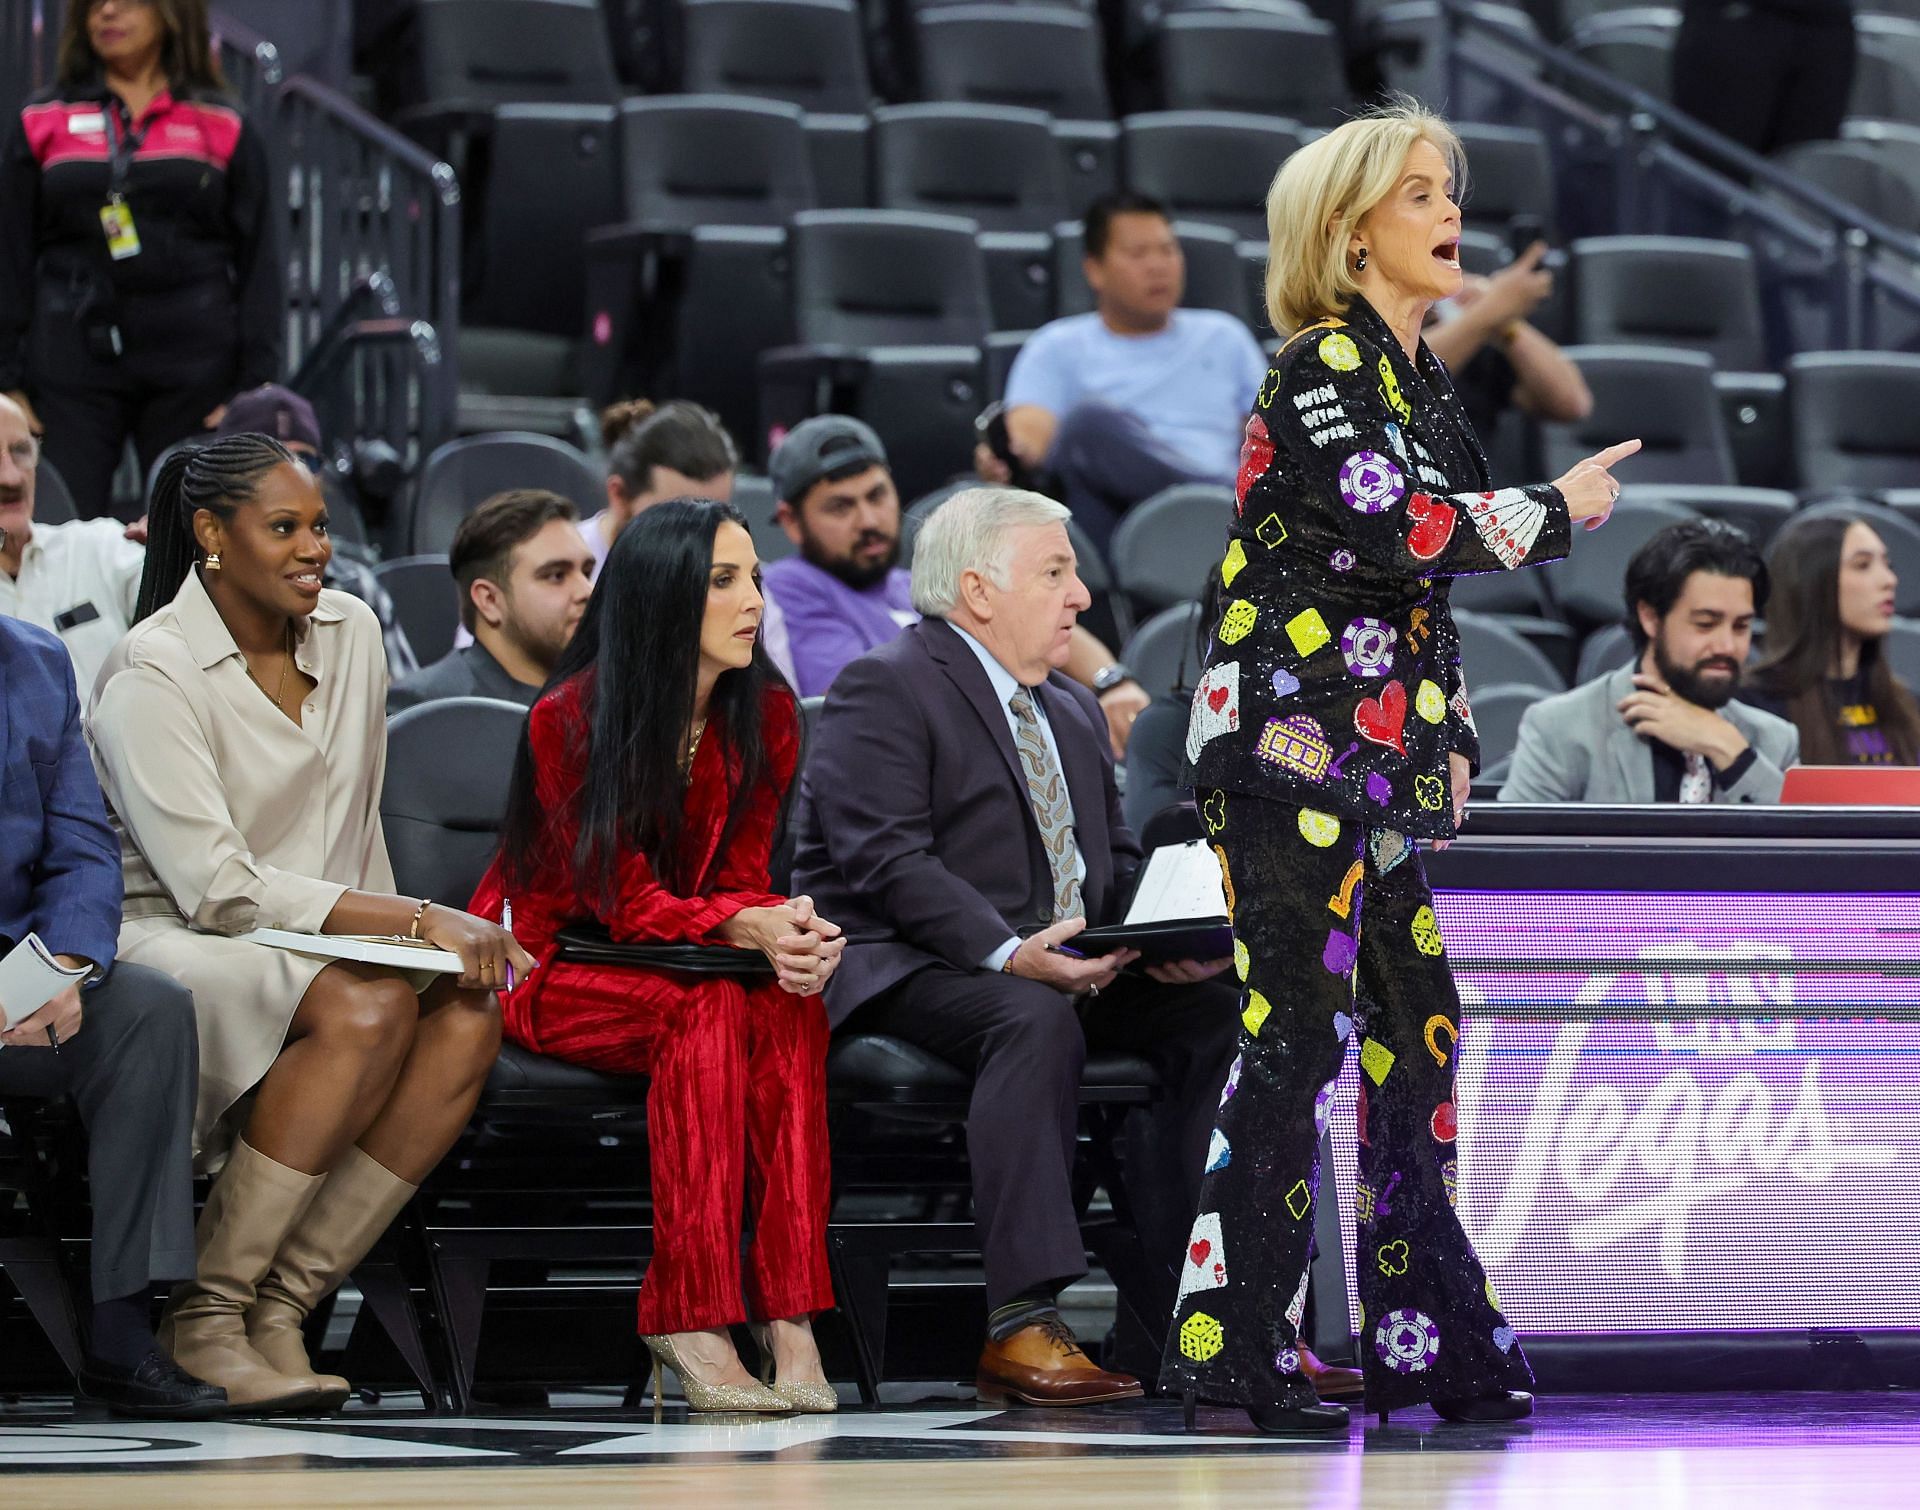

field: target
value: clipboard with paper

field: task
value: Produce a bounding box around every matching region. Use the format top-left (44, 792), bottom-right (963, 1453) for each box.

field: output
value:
top-left (1075, 839), bottom-right (1233, 962)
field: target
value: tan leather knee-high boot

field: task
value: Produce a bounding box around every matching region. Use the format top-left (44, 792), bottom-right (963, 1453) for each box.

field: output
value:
top-left (158, 1138), bottom-right (334, 1414)
top-left (247, 1145), bottom-right (418, 1410)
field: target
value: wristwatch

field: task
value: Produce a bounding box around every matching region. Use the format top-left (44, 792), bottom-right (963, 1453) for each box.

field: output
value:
top-left (1092, 663), bottom-right (1136, 695)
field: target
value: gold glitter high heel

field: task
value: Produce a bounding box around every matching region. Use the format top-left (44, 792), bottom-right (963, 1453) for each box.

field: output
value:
top-left (642, 1333), bottom-right (790, 1418)
top-left (750, 1322), bottom-right (839, 1413)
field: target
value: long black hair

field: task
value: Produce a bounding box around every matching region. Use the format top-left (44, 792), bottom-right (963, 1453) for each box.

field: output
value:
top-left (497, 497), bottom-right (793, 905)
top-left (1752, 512), bottom-right (1920, 765)
top-left (135, 434), bottom-right (298, 622)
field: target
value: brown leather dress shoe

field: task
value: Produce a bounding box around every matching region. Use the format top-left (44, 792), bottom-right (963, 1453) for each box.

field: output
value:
top-left (1300, 1345), bottom-right (1365, 1400)
top-left (976, 1316), bottom-right (1145, 1407)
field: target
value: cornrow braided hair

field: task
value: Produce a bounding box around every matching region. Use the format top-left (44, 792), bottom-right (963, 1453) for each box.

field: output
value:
top-left (135, 434), bottom-right (298, 623)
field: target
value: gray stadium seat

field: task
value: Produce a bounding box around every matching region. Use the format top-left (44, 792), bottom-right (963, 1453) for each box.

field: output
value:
top-left (1155, 13), bottom-right (1350, 128)
top-left (1109, 483), bottom-right (1234, 614)
top-left (1363, 2), bottom-right (1544, 120)
top-left (1880, 615), bottom-right (1920, 688)
top-left (1565, 7), bottom-right (1677, 102)
top-left (1853, 16), bottom-right (1920, 120)
top-left (1788, 351), bottom-right (1920, 495)
top-left (1575, 621), bottom-right (1635, 684)
top-left (1454, 610), bottom-right (1569, 691)
top-left (1569, 237), bottom-right (1767, 370)
top-left (730, 475), bottom-right (795, 565)
top-left (681, 0), bottom-right (873, 113)
top-left (916, 6), bottom-right (1112, 118)
top-left (407, 432), bottom-right (604, 556)
top-left (872, 104), bottom-right (1065, 330)
top-left (33, 457), bottom-right (76, 525)
top-left (1540, 493), bottom-right (1702, 628)
top-left (1121, 112), bottom-right (1311, 244)
top-left (761, 211), bottom-right (992, 498)
top-left (1794, 499), bottom-right (1920, 616)
top-left (458, 104), bottom-right (623, 436)
top-left (1621, 484), bottom-right (1796, 548)
top-left (410, 0), bottom-right (619, 107)
top-left (1775, 141), bottom-right (1920, 230)
top-left (1448, 569), bottom-right (1554, 617)
top-left (617, 96), bottom-right (816, 233)
top-left (1121, 600), bottom-right (1206, 700)
top-left (1540, 347), bottom-right (1737, 487)
top-left (1841, 118), bottom-right (1920, 209)
top-left (1467, 681), bottom-right (1559, 774)
top-left (873, 105), bottom-right (1067, 232)
top-left (372, 555), bottom-right (462, 667)
top-left (382, 696), bottom-right (529, 904)
top-left (1052, 218), bottom-right (1255, 324)
top-left (1454, 122), bottom-right (1558, 238)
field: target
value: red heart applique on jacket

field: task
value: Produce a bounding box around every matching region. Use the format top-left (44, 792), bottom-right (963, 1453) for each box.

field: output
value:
top-left (1405, 493), bottom-right (1457, 561)
top-left (1235, 413), bottom-right (1273, 513)
top-left (1189, 1239), bottom-right (1212, 1267)
top-left (1355, 681), bottom-right (1408, 754)
top-left (1207, 685), bottom-right (1230, 713)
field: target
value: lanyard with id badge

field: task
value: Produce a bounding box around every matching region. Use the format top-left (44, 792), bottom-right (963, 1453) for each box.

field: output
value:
top-left (98, 98), bottom-right (149, 263)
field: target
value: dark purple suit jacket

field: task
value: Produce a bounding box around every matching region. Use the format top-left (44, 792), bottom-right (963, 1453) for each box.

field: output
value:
top-left (792, 616), bottom-right (1144, 1026)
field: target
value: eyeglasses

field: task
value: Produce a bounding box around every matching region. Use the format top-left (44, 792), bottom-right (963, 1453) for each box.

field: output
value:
top-left (3, 435), bottom-right (38, 471)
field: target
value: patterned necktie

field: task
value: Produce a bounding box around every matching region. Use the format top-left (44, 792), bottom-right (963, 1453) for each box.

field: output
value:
top-left (1009, 687), bottom-right (1084, 920)
top-left (1679, 752), bottom-right (1713, 805)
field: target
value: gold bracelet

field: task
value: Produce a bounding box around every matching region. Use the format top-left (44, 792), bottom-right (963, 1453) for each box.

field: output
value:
top-left (408, 898), bottom-right (432, 939)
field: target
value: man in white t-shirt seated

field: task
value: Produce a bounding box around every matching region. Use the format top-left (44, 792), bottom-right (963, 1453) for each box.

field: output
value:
top-left (976, 192), bottom-right (1269, 548)
top-left (0, 393), bottom-right (145, 699)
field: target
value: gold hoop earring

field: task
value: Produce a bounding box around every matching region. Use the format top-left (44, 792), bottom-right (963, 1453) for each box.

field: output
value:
top-left (205, 553), bottom-right (222, 572)
top-left (1354, 248), bottom-right (1369, 273)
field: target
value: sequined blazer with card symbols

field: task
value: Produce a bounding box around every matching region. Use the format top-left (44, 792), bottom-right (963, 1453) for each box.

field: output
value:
top-left (1185, 294), bottom-right (1573, 839)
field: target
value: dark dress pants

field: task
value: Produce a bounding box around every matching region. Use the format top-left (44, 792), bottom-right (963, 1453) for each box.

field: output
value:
top-left (1672, 5), bottom-right (1856, 158)
top-left (844, 961), bottom-right (1239, 1322)
top-left (0, 962), bottom-right (198, 1299)
top-left (1049, 402), bottom-right (1222, 553)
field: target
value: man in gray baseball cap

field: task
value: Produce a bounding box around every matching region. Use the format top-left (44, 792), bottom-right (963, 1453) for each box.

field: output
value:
top-left (763, 415), bottom-right (1152, 753)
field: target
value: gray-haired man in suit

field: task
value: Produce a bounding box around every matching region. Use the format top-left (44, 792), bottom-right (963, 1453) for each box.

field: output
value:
top-left (791, 487), bottom-right (1275, 1405)
top-left (1501, 519), bottom-right (1798, 804)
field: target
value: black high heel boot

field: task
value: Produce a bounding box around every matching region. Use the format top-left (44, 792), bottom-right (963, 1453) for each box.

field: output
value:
top-left (1184, 1391), bottom-right (1348, 1435)
top-left (1432, 1390), bottom-right (1534, 1423)
top-left (1246, 1401), bottom-right (1350, 1435)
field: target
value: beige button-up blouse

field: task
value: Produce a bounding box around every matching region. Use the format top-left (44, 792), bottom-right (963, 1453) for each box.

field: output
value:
top-left (88, 567), bottom-right (404, 1163)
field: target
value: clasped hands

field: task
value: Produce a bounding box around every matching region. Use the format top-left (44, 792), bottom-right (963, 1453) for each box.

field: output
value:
top-left (720, 896), bottom-right (845, 996)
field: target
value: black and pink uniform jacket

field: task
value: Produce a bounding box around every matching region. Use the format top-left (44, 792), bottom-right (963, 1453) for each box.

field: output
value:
top-left (0, 80), bottom-right (280, 395)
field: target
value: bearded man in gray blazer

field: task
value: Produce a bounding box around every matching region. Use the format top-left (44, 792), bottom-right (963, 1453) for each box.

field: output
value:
top-left (1501, 520), bottom-right (1798, 804)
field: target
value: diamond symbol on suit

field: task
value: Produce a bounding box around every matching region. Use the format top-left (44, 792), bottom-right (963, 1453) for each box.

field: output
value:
top-left (1009, 688), bottom-right (1083, 921)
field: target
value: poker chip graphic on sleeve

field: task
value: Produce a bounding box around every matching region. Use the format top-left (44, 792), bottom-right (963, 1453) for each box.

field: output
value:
top-left (1375, 1309), bottom-right (1440, 1374)
top-left (1337, 451), bottom-right (1405, 514)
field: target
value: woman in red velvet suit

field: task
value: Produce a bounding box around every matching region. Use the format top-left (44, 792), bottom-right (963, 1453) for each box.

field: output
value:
top-left (471, 498), bottom-right (844, 1415)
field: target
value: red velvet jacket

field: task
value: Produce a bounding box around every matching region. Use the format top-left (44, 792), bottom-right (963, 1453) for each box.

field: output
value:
top-left (471, 675), bottom-right (798, 1034)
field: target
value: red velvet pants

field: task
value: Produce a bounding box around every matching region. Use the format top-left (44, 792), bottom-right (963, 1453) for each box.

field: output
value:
top-left (507, 963), bottom-right (835, 1334)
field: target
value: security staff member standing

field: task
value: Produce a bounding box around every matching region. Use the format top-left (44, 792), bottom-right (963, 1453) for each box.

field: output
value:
top-left (0, 0), bottom-right (281, 520)
top-left (1672, 0), bottom-right (1857, 159)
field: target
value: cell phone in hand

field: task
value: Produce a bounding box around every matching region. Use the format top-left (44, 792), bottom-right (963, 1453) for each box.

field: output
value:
top-left (1506, 215), bottom-right (1546, 260)
top-left (974, 401), bottom-right (1030, 489)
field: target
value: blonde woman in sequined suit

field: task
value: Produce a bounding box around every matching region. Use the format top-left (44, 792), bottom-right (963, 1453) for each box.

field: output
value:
top-left (1163, 101), bottom-right (1637, 1435)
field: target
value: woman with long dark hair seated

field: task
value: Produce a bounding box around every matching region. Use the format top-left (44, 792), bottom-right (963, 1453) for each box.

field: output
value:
top-left (88, 434), bottom-right (531, 1414)
top-left (472, 499), bottom-right (843, 1414)
top-left (1749, 513), bottom-right (1920, 765)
